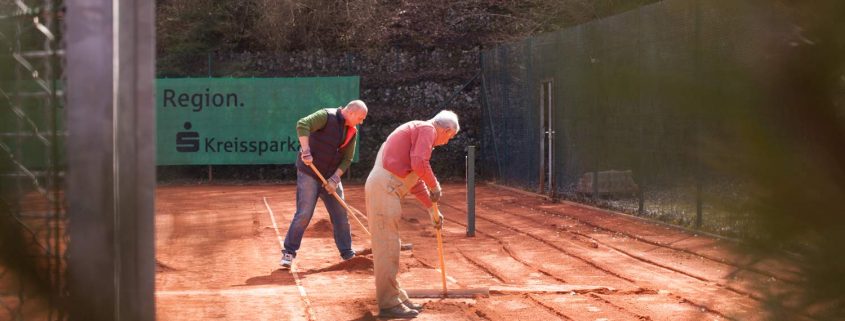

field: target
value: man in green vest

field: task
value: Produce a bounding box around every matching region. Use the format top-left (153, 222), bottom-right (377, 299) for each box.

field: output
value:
top-left (280, 100), bottom-right (368, 268)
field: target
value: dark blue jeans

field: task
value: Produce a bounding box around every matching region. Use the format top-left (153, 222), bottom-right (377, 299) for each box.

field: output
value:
top-left (283, 169), bottom-right (354, 260)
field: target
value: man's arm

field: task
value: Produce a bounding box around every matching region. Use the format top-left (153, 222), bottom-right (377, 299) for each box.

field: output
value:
top-left (409, 128), bottom-right (440, 194)
top-left (408, 127), bottom-right (440, 208)
top-left (296, 109), bottom-right (329, 152)
top-left (323, 130), bottom-right (357, 193)
top-left (409, 181), bottom-right (433, 208)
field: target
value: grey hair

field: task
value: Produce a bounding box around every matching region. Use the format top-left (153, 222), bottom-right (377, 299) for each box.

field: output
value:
top-left (345, 100), bottom-right (368, 114)
top-left (431, 110), bottom-right (460, 133)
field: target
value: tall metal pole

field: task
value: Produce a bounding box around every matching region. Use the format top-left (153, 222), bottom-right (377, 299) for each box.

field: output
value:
top-left (466, 146), bottom-right (476, 237)
top-left (66, 0), bottom-right (156, 319)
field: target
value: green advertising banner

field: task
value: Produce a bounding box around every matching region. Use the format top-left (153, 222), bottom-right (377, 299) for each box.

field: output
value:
top-left (156, 77), bottom-right (359, 165)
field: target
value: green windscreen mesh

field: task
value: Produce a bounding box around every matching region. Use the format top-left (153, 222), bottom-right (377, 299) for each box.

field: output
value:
top-left (481, 0), bottom-right (799, 235)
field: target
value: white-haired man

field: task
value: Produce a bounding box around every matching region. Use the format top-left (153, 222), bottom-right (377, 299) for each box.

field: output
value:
top-left (280, 100), bottom-right (368, 268)
top-left (364, 110), bottom-right (460, 318)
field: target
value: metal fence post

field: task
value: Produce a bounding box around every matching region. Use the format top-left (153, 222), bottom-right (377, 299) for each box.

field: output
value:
top-left (67, 0), bottom-right (156, 318)
top-left (466, 146), bottom-right (476, 237)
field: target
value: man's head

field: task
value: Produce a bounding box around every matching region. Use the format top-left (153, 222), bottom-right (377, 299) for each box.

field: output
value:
top-left (342, 100), bottom-right (368, 127)
top-left (430, 110), bottom-right (460, 146)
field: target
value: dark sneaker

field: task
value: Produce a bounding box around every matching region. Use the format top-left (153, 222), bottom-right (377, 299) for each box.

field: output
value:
top-left (342, 252), bottom-right (355, 261)
top-left (402, 300), bottom-right (423, 311)
top-left (280, 252), bottom-right (294, 268)
top-left (378, 303), bottom-right (419, 319)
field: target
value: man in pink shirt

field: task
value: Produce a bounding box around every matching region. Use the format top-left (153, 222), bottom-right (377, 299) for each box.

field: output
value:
top-left (364, 110), bottom-right (459, 318)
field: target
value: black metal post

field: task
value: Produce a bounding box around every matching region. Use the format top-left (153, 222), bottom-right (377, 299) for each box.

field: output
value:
top-left (466, 146), bottom-right (476, 237)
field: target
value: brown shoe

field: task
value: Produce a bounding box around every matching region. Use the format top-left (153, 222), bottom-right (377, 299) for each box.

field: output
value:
top-left (402, 299), bottom-right (423, 311)
top-left (378, 303), bottom-right (419, 319)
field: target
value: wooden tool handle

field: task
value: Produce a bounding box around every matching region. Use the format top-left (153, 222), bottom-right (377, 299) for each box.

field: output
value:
top-left (307, 163), bottom-right (371, 237)
top-left (433, 202), bottom-right (448, 296)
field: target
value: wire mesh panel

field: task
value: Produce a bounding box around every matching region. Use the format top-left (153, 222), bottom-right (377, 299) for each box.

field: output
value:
top-left (0, 0), bottom-right (66, 319)
top-left (480, 41), bottom-right (539, 190)
top-left (481, 0), bottom-right (797, 236)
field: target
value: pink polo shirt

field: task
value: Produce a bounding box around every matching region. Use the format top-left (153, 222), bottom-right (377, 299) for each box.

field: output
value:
top-left (381, 120), bottom-right (439, 208)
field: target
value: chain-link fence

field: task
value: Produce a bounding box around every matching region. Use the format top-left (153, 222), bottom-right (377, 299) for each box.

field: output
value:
top-left (0, 0), bottom-right (66, 319)
top-left (480, 0), bottom-right (810, 237)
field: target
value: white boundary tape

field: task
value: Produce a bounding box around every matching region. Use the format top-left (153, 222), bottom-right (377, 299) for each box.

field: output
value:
top-left (263, 197), bottom-right (316, 321)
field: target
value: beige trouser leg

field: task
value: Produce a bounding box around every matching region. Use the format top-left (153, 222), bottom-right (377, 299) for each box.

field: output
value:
top-left (365, 144), bottom-right (419, 309)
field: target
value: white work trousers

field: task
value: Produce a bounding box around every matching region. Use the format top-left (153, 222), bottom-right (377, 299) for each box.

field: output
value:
top-left (365, 144), bottom-right (420, 309)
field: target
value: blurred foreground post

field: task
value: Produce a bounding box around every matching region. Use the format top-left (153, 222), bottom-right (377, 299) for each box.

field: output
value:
top-left (66, 0), bottom-right (156, 320)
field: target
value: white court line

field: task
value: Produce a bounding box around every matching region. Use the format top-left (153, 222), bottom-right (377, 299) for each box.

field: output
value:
top-left (439, 269), bottom-right (459, 285)
top-left (157, 287), bottom-right (289, 296)
top-left (263, 197), bottom-right (316, 321)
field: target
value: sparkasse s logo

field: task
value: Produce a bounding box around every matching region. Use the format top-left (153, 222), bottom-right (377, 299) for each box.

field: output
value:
top-left (174, 121), bottom-right (301, 156)
top-left (176, 121), bottom-right (200, 152)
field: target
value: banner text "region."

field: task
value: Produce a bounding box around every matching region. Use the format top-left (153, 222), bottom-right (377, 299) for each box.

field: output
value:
top-left (162, 88), bottom-right (244, 112)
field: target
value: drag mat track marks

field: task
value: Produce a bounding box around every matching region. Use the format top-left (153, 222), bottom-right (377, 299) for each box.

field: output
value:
top-left (455, 245), bottom-right (509, 284)
top-left (451, 222), bottom-right (572, 285)
top-left (587, 292), bottom-right (724, 321)
top-left (435, 201), bottom-right (639, 285)
top-left (390, 204), bottom-right (685, 320)
top-left (434, 200), bottom-right (747, 321)
top-left (446, 217), bottom-right (735, 320)
top-left (472, 200), bottom-right (762, 296)
top-left (452, 229), bottom-right (605, 287)
top-left (407, 218), bottom-right (655, 321)
top-left (526, 292), bottom-right (664, 321)
top-left (341, 185), bottom-right (802, 320)
top-left (159, 185), bottom-right (812, 320)
top-left (455, 241), bottom-right (561, 285)
top-left (404, 235), bottom-right (484, 288)
top-left (418, 204), bottom-right (639, 291)
top-left (489, 186), bottom-right (802, 284)
top-left (343, 188), bottom-right (639, 290)
top-left (524, 294), bottom-right (575, 320)
top-left (456, 240), bottom-right (568, 285)
top-left (520, 199), bottom-right (803, 287)
top-left (497, 241), bottom-right (570, 284)
top-left (473, 294), bottom-right (572, 321)
top-left (345, 188), bottom-right (663, 319)
top-left (365, 210), bottom-right (636, 320)
top-left (579, 293), bottom-right (653, 320)
top-left (455, 196), bottom-right (815, 319)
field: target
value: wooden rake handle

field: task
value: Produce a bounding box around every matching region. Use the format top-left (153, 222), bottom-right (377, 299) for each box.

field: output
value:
top-left (307, 163), bottom-right (371, 237)
top-left (433, 202), bottom-right (448, 296)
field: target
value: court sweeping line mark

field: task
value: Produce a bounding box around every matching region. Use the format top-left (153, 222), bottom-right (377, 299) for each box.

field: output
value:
top-left (157, 287), bottom-right (290, 296)
top-left (264, 197), bottom-right (316, 321)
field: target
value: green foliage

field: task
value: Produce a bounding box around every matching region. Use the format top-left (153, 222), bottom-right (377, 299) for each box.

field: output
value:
top-left (156, 0), bottom-right (661, 76)
top-left (157, 0), bottom-right (261, 76)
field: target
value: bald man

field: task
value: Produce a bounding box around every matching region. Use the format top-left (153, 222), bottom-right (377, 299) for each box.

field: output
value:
top-left (280, 100), bottom-right (368, 268)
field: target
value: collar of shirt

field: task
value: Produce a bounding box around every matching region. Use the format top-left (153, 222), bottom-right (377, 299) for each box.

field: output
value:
top-left (340, 126), bottom-right (357, 149)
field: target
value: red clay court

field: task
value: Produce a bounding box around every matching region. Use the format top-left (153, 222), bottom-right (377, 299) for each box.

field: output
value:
top-left (154, 183), bottom-right (804, 321)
